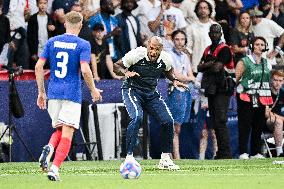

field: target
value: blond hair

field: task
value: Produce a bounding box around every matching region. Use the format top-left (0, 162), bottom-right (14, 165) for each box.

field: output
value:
top-left (64, 11), bottom-right (83, 27)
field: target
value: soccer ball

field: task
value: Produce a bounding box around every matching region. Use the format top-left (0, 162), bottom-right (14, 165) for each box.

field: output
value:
top-left (119, 160), bottom-right (142, 179)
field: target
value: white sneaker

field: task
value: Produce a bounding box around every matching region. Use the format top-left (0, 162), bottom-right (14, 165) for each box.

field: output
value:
top-left (239, 153), bottom-right (249, 160)
top-left (47, 169), bottom-right (60, 181)
top-left (158, 155), bottom-right (180, 170)
top-left (250, 153), bottom-right (265, 159)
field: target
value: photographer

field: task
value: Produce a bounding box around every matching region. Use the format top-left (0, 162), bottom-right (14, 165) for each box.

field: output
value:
top-left (197, 24), bottom-right (234, 159)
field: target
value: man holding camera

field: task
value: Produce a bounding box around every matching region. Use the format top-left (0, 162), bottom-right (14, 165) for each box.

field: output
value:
top-left (197, 24), bottom-right (234, 159)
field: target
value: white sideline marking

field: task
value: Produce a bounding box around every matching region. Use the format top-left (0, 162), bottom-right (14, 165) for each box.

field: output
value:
top-left (0, 172), bottom-right (278, 177)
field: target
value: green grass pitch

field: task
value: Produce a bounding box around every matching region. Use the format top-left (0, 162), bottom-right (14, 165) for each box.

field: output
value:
top-left (1, 159), bottom-right (284, 189)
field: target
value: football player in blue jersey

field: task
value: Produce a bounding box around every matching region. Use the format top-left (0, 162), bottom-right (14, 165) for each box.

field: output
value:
top-left (35, 11), bottom-right (102, 181)
top-left (114, 36), bottom-right (188, 170)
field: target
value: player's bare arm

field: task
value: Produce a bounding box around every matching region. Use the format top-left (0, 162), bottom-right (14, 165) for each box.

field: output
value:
top-left (114, 59), bottom-right (140, 77)
top-left (165, 67), bottom-right (189, 90)
top-left (35, 58), bottom-right (47, 110)
top-left (81, 62), bottom-right (102, 102)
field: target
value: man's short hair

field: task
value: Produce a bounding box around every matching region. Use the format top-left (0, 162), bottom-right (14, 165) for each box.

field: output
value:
top-left (0, 0), bottom-right (3, 7)
top-left (64, 11), bottom-right (83, 25)
top-left (210, 24), bottom-right (222, 33)
top-left (120, 0), bottom-right (138, 11)
top-left (36, 0), bottom-right (47, 4)
top-left (194, 0), bottom-right (213, 18)
top-left (93, 23), bottom-right (105, 31)
top-left (149, 36), bottom-right (163, 47)
top-left (271, 70), bottom-right (284, 78)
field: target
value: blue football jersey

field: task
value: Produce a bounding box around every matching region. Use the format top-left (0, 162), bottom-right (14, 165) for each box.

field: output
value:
top-left (40, 34), bottom-right (91, 103)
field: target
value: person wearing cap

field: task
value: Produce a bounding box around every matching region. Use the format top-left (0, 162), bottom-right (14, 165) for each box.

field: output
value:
top-left (197, 24), bottom-right (234, 159)
top-left (88, 0), bottom-right (122, 63)
top-left (251, 8), bottom-right (284, 68)
top-left (91, 23), bottom-right (123, 81)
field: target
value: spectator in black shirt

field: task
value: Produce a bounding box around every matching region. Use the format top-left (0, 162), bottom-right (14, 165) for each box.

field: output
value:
top-left (91, 23), bottom-right (123, 81)
top-left (0, 0), bottom-right (10, 54)
top-left (52, 8), bottom-right (66, 36)
top-left (230, 11), bottom-right (254, 66)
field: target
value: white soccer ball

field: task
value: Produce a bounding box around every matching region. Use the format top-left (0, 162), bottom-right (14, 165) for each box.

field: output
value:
top-left (119, 160), bottom-right (142, 179)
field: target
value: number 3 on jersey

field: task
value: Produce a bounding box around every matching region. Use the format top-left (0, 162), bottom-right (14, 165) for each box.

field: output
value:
top-left (55, 52), bottom-right (69, 78)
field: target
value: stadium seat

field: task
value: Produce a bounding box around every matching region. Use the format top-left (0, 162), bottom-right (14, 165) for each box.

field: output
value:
top-left (261, 131), bottom-right (284, 158)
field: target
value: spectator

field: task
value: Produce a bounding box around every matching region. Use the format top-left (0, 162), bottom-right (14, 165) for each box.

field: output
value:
top-left (52, 8), bottom-right (66, 36)
top-left (91, 23), bottom-right (123, 80)
top-left (133, 0), bottom-right (161, 43)
top-left (29, 0), bottom-right (39, 15)
top-left (180, 0), bottom-right (216, 25)
top-left (236, 36), bottom-right (273, 159)
top-left (1, 0), bottom-right (10, 15)
top-left (197, 24), bottom-right (234, 159)
top-left (214, 0), bottom-right (243, 43)
top-left (116, 0), bottom-right (142, 56)
top-left (47, 0), bottom-right (55, 14)
top-left (27, 0), bottom-right (55, 69)
top-left (241, 0), bottom-right (259, 11)
top-left (79, 0), bottom-right (100, 20)
top-left (148, 0), bottom-right (186, 52)
top-left (88, 0), bottom-right (122, 62)
top-left (6, 0), bottom-right (31, 69)
top-left (250, 9), bottom-right (284, 68)
top-left (265, 70), bottom-right (284, 157)
top-left (71, 2), bottom-right (94, 43)
top-left (52, 0), bottom-right (77, 13)
top-left (167, 30), bottom-right (195, 159)
top-left (186, 0), bottom-right (223, 73)
top-left (230, 11), bottom-right (254, 66)
top-left (274, 2), bottom-right (284, 28)
top-left (0, 0), bottom-right (10, 54)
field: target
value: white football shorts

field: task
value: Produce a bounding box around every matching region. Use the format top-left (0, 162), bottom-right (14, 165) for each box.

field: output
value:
top-left (48, 99), bottom-right (81, 129)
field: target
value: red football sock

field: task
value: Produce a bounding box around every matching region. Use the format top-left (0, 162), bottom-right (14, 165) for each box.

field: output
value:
top-left (48, 129), bottom-right (62, 149)
top-left (53, 137), bottom-right (71, 168)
